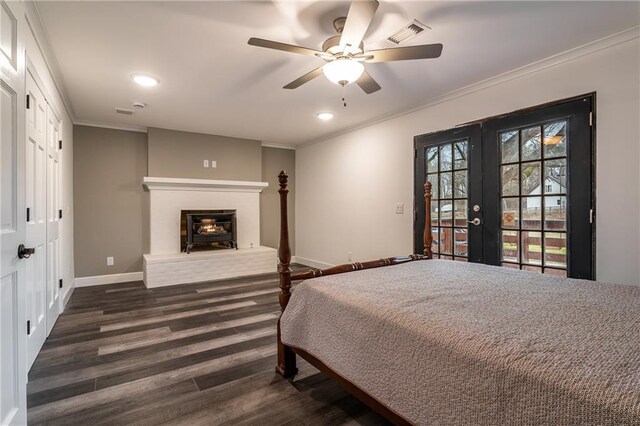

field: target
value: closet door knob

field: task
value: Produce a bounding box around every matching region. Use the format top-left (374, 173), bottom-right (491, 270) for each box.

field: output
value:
top-left (18, 244), bottom-right (35, 259)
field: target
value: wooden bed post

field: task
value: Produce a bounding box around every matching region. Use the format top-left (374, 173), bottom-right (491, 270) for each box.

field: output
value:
top-left (276, 171), bottom-right (298, 378)
top-left (424, 181), bottom-right (433, 259)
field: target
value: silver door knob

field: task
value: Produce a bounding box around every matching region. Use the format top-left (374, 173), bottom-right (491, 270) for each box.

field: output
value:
top-left (467, 218), bottom-right (481, 226)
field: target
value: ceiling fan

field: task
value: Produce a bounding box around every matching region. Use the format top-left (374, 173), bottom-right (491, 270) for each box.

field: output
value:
top-left (248, 0), bottom-right (443, 94)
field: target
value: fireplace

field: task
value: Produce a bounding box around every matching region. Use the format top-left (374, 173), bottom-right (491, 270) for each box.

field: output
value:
top-left (180, 210), bottom-right (237, 254)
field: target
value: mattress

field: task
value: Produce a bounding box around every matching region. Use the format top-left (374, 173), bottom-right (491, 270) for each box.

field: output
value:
top-left (280, 260), bottom-right (640, 425)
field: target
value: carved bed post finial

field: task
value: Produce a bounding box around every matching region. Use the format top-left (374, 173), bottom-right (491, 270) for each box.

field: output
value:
top-left (424, 181), bottom-right (433, 259)
top-left (276, 170), bottom-right (297, 377)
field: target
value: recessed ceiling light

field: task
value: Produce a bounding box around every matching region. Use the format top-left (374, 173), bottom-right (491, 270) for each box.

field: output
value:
top-left (316, 112), bottom-right (334, 121)
top-left (132, 74), bottom-right (158, 87)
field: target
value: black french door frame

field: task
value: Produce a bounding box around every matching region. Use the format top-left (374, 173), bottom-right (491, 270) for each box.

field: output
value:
top-left (483, 95), bottom-right (595, 279)
top-left (414, 124), bottom-right (483, 263)
top-left (414, 94), bottom-right (595, 280)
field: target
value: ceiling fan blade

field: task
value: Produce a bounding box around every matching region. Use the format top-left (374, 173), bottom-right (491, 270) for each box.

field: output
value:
top-left (248, 37), bottom-right (323, 58)
top-left (339, 0), bottom-right (379, 53)
top-left (364, 44), bottom-right (443, 63)
top-left (356, 70), bottom-right (381, 94)
top-left (283, 66), bottom-right (324, 89)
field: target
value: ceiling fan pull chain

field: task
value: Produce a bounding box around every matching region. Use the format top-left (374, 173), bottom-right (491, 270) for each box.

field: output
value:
top-left (342, 85), bottom-right (347, 107)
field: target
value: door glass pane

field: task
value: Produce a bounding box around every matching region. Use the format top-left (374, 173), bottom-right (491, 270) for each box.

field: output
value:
top-left (521, 197), bottom-right (541, 230)
top-left (501, 131), bottom-right (519, 163)
top-left (544, 232), bottom-right (567, 268)
top-left (431, 228), bottom-right (439, 254)
top-left (454, 228), bottom-right (468, 256)
top-left (454, 200), bottom-right (467, 227)
top-left (522, 231), bottom-right (542, 265)
top-left (427, 147), bottom-right (439, 173)
top-left (454, 141), bottom-right (467, 169)
top-left (501, 164), bottom-right (519, 196)
top-left (431, 202), bottom-right (439, 226)
top-left (521, 126), bottom-right (541, 161)
top-left (501, 198), bottom-right (519, 229)
top-left (544, 196), bottom-right (566, 231)
top-left (453, 170), bottom-right (467, 198)
top-left (544, 159), bottom-right (566, 194)
top-left (440, 227), bottom-right (453, 254)
top-left (440, 144), bottom-right (452, 171)
top-left (543, 121), bottom-right (567, 158)
top-left (440, 172), bottom-right (453, 199)
top-left (501, 230), bottom-right (519, 262)
top-left (521, 162), bottom-right (541, 196)
top-left (428, 174), bottom-right (439, 200)
top-left (440, 201), bottom-right (453, 226)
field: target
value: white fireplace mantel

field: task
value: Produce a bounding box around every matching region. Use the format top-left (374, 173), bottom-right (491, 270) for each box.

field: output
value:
top-left (143, 177), bottom-right (268, 193)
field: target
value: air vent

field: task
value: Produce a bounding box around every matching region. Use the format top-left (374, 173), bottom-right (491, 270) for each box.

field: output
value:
top-left (387, 20), bottom-right (430, 45)
top-left (115, 108), bottom-right (134, 115)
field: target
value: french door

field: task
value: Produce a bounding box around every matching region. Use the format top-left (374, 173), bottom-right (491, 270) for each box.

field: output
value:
top-left (415, 95), bottom-right (594, 280)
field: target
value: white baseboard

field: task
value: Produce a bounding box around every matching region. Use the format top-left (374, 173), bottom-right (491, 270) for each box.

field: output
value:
top-left (291, 256), bottom-right (334, 269)
top-left (62, 285), bottom-right (74, 307)
top-left (75, 272), bottom-right (144, 287)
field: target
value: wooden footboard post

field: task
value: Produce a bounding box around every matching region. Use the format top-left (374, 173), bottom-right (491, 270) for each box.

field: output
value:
top-left (276, 171), bottom-right (298, 378)
top-left (424, 181), bottom-right (433, 259)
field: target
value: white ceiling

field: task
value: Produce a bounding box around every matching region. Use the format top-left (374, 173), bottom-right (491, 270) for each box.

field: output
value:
top-left (36, 1), bottom-right (639, 146)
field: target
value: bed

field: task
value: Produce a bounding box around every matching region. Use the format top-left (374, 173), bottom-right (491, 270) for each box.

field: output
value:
top-left (274, 171), bottom-right (640, 425)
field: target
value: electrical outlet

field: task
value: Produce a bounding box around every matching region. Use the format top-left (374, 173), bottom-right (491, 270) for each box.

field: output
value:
top-left (203, 159), bottom-right (209, 168)
top-left (107, 256), bottom-right (114, 266)
top-left (211, 160), bottom-right (217, 168)
top-left (395, 203), bottom-right (404, 214)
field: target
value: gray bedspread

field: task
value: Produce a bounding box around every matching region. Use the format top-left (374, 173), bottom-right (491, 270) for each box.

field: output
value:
top-left (280, 260), bottom-right (640, 425)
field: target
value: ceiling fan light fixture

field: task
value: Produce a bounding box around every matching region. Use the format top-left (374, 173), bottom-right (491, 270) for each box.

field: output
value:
top-left (322, 59), bottom-right (364, 86)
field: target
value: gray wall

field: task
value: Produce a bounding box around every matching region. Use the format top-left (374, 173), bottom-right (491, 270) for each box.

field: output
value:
top-left (148, 127), bottom-right (262, 181)
top-left (73, 126), bottom-right (295, 277)
top-left (73, 125), bottom-right (149, 277)
top-left (261, 147), bottom-right (295, 253)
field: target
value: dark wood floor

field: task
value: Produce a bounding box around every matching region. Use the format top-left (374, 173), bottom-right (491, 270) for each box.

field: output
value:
top-left (27, 267), bottom-right (389, 425)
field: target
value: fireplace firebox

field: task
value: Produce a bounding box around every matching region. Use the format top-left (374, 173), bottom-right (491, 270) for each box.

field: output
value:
top-left (180, 210), bottom-right (237, 254)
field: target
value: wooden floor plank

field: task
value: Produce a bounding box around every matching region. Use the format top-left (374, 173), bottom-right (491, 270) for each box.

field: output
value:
top-left (28, 269), bottom-right (385, 425)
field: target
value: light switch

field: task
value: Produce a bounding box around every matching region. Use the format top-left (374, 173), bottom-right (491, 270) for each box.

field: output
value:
top-left (395, 203), bottom-right (404, 214)
top-left (107, 256), bottom-right (114, 266)
top-left (211, 160), bottom-right (217, 168)
top-left (203, 159), bottom-right (209, 168)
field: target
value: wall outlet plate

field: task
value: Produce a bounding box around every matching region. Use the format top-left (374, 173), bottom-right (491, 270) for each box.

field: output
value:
top-left (395, 203), bottom-right (404, 214)
top-left (203, 159), bottom-right (209, 168)
top-left (107, 256), bottom-right (114, 266)
top-left (211, 160), bottom-right (217, 168)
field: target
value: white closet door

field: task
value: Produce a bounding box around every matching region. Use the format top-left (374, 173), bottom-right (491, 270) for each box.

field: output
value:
top-left (0, 0), bottom-right (27, 423)
top-left (25, 70), bottom-right (47, 369)
top-left (45, 103), bottom-right (61, 334)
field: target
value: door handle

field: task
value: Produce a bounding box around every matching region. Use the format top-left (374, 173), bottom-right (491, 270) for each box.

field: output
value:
top-left (18, 244), bottom-right (35, 259)
top-left (467, 218), bottom-right (481, 226)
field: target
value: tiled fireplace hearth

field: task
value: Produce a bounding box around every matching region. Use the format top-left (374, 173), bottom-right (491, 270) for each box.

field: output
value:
top-left (142, 177), bottom-right (276, 288)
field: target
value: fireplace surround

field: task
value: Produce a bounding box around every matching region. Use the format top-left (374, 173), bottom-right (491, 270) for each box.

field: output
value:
top-left (142, 177), bottom-right (276, 288)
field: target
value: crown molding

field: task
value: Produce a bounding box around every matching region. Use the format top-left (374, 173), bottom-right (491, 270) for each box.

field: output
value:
top-left (261, 142), bottom-right (296, 150)
top-left (74, 120), bottom-right (149, 134)
top-left (23, 1), bottom-right (76, 121)
top-left (299, 26), bottom-right (640, 149)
